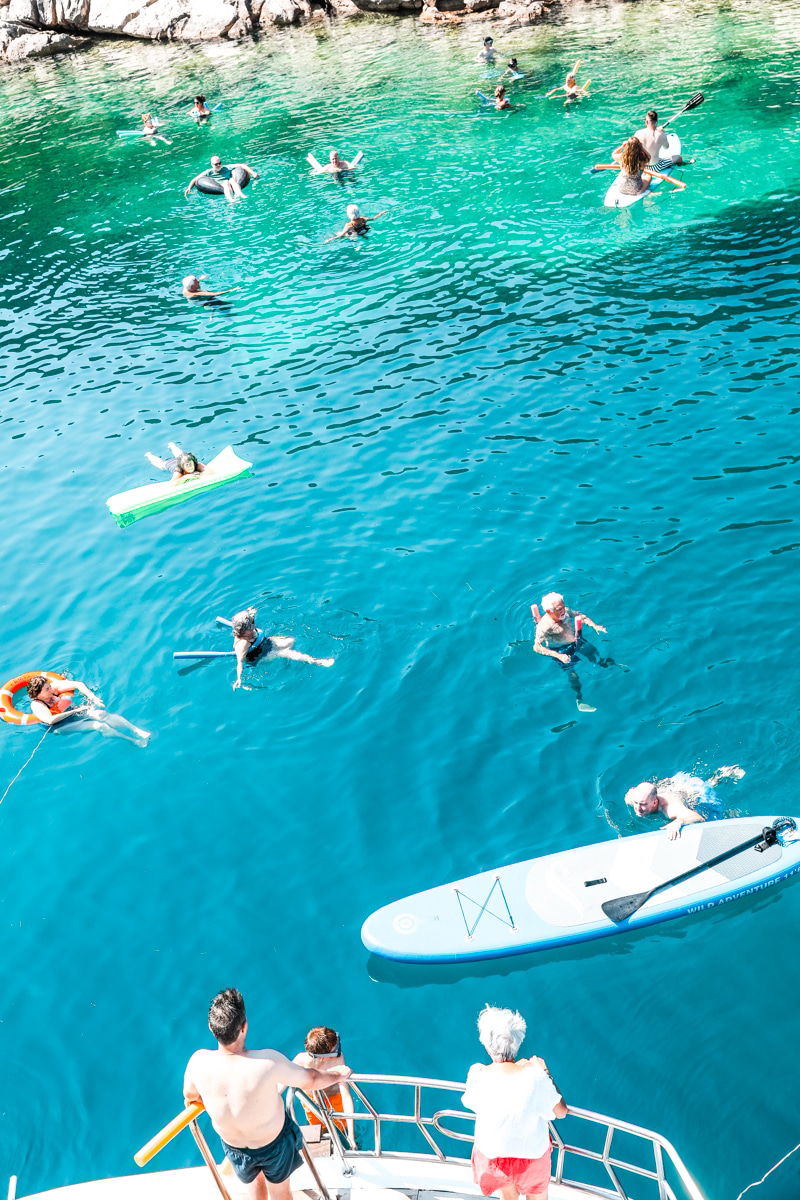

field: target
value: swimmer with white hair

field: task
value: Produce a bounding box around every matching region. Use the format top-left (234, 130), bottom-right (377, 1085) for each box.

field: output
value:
top-left (462, 1005), bottom-right (568, 1200)
top-left (231, 607), bottom-right (334, 691)
top-left (625, 767), bottom-right (746, 840)
top-left (325, 204), bottom-right (387, 243)
top-left (532, 591), bottom-right (614, 713)
top-left (182, 276), bottom-right (240, 301)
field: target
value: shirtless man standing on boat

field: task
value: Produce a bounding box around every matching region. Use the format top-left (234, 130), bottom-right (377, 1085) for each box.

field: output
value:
top-left (184, 988), bottom-right (352, 1200)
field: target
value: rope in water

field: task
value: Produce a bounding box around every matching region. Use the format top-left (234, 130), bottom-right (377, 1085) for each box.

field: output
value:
top-left (734, 1142), bottom-right (800, 1200)
top-left (0, 727), bottom-right (50, 806)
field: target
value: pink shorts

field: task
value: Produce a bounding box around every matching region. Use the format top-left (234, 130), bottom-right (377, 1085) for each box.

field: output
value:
top-left (472, 1146), bottom-right (552, 1196)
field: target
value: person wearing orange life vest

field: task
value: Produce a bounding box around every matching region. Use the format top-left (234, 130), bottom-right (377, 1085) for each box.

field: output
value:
top-left (26, 675), bottom-right (150, 744)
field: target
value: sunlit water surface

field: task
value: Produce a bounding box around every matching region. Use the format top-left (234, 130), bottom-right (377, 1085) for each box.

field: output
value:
top-left (1, 2), bottom-right (800, 1196)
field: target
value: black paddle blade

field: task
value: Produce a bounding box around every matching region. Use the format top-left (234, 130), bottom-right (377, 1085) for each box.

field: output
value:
top-left (684, 92), bottom-right (704, 112)
top-left (602, 892), bottom-right (650, 924)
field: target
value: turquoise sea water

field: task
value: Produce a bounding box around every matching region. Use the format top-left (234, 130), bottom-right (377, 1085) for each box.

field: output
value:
top-left (1, 1), bottom-right (799, 1195)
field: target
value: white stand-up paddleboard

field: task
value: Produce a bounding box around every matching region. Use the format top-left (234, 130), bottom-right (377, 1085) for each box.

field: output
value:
top-left (604, 133), bottom-right (681, 209)
top-left (361, 816), bottom-right (800, 963)
top-left (106, 445), bottom-right (253, 527)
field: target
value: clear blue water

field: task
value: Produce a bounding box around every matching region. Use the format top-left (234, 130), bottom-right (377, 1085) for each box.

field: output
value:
top-left (1, 2), bottom-right (800, 1196)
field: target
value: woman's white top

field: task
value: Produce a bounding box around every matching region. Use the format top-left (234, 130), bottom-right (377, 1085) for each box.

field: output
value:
top-left (462, 1061), bottom-right (561, 1159)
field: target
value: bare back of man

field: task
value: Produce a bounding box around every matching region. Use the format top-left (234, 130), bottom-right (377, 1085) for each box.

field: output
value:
top-left (184, 1047), bottom-right (299, 1147)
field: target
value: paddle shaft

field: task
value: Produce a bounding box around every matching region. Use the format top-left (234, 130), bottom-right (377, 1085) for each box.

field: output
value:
top-left (604, 820), bottom-right (792, 922)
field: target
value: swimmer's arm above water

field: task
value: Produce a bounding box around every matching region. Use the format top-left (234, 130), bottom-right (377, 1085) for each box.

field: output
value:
top-left (574, 611), bottom-right (606, 634)
top-left (663, 798), bottom-right (704, 840)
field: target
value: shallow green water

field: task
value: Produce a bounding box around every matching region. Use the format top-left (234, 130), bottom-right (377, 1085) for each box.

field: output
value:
top-left (1, 3), bottom-right (800, 1197)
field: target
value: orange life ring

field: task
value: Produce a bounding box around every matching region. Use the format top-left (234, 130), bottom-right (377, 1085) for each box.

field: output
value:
top-left (0, 672), bottom-right (74, 727)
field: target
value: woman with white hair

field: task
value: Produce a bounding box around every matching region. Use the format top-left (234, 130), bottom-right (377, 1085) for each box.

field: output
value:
top-left (231, 607), bottom-right (334, 690)
top-left (462, 1006), bottom-right (568, 1200)
top-left (325, 204), bottom-right (387, 243)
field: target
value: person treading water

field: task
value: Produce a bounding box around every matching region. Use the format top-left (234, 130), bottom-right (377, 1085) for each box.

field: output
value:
top-left (27, 675), bottom-right (150, 745)
top-left (325, 204), bottom-right (387, 243)
top-left (477, 36), bottom-right (497, 64)
top-left (231, 608), bottom-right (334, 690)
top-left (532, 591), bottom-right (620, 713)
top-left (546, 61), bottom-right (590, 103)
top-left (190, 95), bottom-right (212, 121)
top-left (319, 151), bottom-right (361, 176)
top-left (625, 767), bottom-right (745, 839)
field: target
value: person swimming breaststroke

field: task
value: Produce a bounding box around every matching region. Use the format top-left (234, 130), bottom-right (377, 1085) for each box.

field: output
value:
top-left (26, 674), bottom-right (150, 745)
top-left (231, 607), bottom-right (334, 690)
top-left (184, 156), bottom-right (259, 202)
top-left (625, 767), bottom-right (745, 840)
top-left (325, 203), bottom-right (387, 243)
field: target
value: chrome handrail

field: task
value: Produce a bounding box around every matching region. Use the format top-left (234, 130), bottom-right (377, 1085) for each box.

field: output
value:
top-left (286, 1074), bottom-right (706, 1200)
top-left (136, 1072), bottom-right (706, 1200)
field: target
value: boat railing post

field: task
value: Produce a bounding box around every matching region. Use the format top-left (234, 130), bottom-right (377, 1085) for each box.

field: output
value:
top-left (188, 1119), bottom-right (233, 1200)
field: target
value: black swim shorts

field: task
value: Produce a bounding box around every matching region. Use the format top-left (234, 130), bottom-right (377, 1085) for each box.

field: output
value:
top-left (221, 1113), bottom-right (303, 1184)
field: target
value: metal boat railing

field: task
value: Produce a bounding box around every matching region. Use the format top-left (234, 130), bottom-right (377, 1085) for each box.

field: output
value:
top-left (135, 1072), bottom-right (706, 1200)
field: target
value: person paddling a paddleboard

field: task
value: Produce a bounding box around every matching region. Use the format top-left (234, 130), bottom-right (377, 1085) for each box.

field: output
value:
top-left (615, 110), bottom-right (686, 169)
top-left (625, 767), bottom-right (746, 839)
top-left (231, 607), bottom-right (334, 690)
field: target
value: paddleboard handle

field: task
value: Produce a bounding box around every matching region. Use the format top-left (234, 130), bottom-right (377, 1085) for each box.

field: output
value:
top-left (584, 877), bottom-right (607, 887)
top-left (756, 817), bottom-right (796, 851)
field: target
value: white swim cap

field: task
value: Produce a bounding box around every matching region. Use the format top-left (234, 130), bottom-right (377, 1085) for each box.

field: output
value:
top-left (625, 782), bottom-right (657, 808)
top-left (346, 204), bottom-right (361, 220)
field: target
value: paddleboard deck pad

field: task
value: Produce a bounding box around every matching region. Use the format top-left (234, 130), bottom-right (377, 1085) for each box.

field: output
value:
top-left (604, 133), bottom-right (681, 209)
top-left (361, 816), bottom-right (800, 963)
top-left (106, 445), bottom-right (252, 528)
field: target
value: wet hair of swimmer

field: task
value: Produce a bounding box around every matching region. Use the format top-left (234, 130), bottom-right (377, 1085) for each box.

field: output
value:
top-left (178, 452), bottom-right (199, 474)
top-left (346, 204), bottom-right (362, 221)
top-left (484, 36), bottom-right (493, 45)
top-left (647, 109), bottom-right (658, 123)
top-left (232, 607), bottom-right (257, 636)
top-left (27, 674), bottom-right (49, 700)
top-left (495, 86), bottom-right (506, 98)
top-left (195, 94), bottom-right (206, 104)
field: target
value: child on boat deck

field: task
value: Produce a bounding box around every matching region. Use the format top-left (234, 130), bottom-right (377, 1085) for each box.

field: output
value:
top-left (145, 443), bottom-right (206, 484)
top-left (294, 1027), bottom-right (356, 1143)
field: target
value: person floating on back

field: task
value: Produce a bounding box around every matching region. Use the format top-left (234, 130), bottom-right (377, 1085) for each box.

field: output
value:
top-left (184, 988), bottom-right (352, 1200)
top-left (231, 607), bottom-right (334, 690)
top-left (145, 442), bottom-right (206, 485)
top-left (625, 767), bottom-right (745, 839)
top-left (27, 674), bottom-right (150, 745)
top-left (532, 591), bottom-right (618, 713)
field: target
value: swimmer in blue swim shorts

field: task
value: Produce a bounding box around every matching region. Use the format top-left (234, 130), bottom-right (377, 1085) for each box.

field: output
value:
top-left (184, 988), bottom-right (351, 1200)
top-left (625, 766), bottom-right (745, 839)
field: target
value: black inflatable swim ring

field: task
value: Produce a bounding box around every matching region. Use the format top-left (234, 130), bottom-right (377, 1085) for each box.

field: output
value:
top-left (195, 166), bottom-right (250, 196)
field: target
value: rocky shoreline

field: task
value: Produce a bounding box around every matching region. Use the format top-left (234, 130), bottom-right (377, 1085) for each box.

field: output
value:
top-left (1, 0), bottom-right (553, 64)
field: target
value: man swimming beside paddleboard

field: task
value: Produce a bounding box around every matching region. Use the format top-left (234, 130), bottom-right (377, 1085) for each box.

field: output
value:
top-left (625, 767), bottom-right (745, 839)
